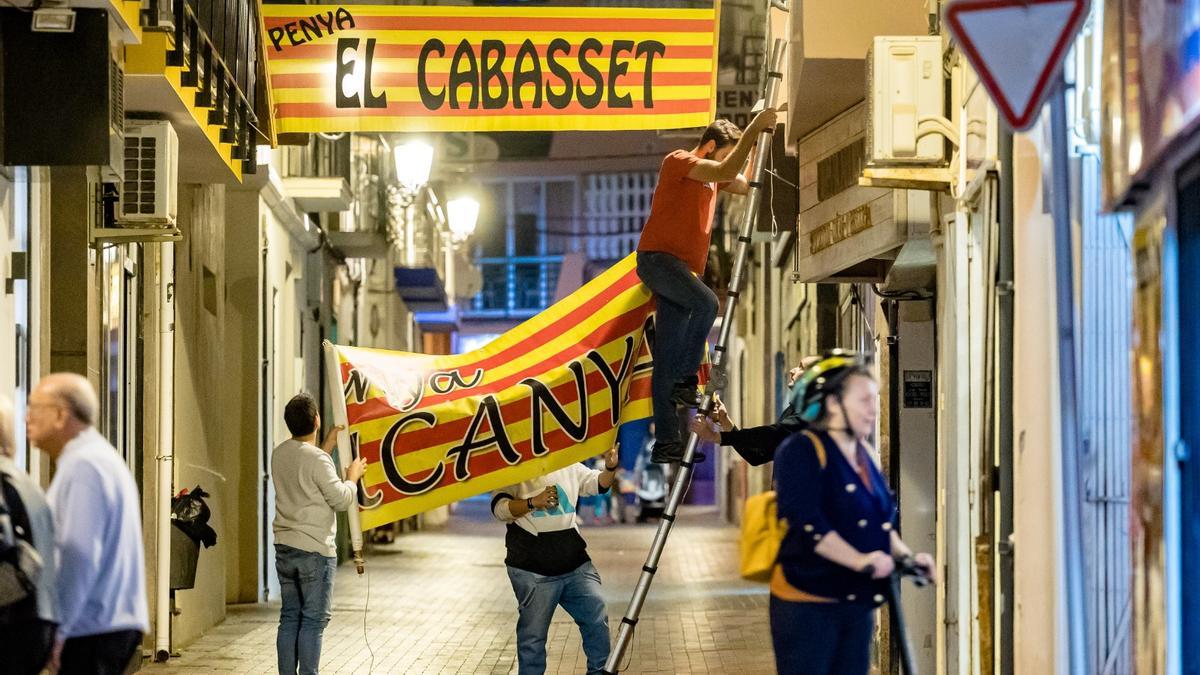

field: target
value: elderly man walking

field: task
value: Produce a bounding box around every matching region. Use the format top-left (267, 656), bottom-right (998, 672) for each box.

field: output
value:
top-left (26, 373), bottom-right (147, 674)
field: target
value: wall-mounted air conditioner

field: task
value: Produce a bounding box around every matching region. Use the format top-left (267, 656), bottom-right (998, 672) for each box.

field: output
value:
top-left (119, 120), bottom-right (178, 225)
top-left (101, 55), bottom-right (126, 184)
top-left (866, 36), bottom-right (945, 166)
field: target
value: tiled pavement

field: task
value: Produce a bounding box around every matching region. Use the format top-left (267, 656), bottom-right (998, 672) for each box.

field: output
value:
top-left (144, 502), bottom-right (775, 674)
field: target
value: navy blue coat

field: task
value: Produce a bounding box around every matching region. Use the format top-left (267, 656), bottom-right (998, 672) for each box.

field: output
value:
top-left (774, 429), bottom-right (897, 606)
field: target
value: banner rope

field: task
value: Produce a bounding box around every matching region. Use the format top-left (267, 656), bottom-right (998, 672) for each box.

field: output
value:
top-left (363, 564), bottom-right (376, 673)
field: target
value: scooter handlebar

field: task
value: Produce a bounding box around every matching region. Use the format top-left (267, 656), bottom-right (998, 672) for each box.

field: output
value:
top-left (859, 555), bottom-right (933, 586)
top-left (894, 555), bottom-right (933, 587)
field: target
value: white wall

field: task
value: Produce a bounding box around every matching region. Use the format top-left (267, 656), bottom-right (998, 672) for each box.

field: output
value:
top-left (0, 168), bottom-right (34, 469)
top-left (898, 311), bottom-right (938, 672)
top-left (171, 183), bottom-right (232, 647)
top-left (261, 197), bottom-right (315, 599)
top-left (1010, 132), bottom-right (1067, 675)
top-left (935, 175), bottom-right (987, 675)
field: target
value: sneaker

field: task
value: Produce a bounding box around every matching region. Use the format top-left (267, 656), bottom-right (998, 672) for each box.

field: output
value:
top-left (650, 440), bottom-right (707, 464)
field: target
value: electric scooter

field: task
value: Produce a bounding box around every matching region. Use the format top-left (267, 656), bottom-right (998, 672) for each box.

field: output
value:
top-left (864, 555), bottom-right (934, 675)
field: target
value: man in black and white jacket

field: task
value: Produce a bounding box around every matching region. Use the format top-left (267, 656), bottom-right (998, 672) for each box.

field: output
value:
top-left (491, 446), bottom-right (619, 675)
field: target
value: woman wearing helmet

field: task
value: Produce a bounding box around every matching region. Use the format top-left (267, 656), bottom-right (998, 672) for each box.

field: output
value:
top-left (769, 351), bottom-right (935, 675)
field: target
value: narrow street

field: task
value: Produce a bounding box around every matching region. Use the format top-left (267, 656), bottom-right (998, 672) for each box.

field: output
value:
top-left (3, 0), bottom-right (1187, 670)
top-left (145, 503), bottom-right (774, 675)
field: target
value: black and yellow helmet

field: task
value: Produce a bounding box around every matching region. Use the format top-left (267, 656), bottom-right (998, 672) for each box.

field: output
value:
top-left (788, 350), bottom-right (869, 422)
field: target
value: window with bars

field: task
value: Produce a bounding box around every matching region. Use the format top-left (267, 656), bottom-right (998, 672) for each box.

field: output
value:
top-left (467, 179), bottom-right (571, 319)
top-left (584, 171), bottom-right (655, 262)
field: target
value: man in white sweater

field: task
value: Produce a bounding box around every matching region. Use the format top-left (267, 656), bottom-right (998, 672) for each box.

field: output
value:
top-left (491, 446), bottom-right (619, 675)
top-left (272, 393), bottom-right (365, 675)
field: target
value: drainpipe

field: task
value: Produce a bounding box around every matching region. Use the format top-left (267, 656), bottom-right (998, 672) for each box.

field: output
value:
top-left (1049, 77), bottom-right (1091, 675)
top-left (997, 124), bottom-right (1016, 675)
top-left (155, 242), bottom-right (175, 662)
top-left (885, 297), bottom-right (903, 673)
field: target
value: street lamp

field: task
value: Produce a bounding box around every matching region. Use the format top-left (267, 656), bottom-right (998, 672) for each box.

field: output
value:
top-left (447, 196), bottom-right (480, 243)
top-left (394, 140), bottom-right (434, 193)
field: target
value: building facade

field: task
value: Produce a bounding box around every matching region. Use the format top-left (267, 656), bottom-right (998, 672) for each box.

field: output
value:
top-left (0, 0), bottom-right (477, 658)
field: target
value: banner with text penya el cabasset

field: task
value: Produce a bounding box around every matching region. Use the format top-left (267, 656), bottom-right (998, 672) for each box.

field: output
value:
top-left (326, 254), bottom-right (710, 531)
top-left (260, 3), bottom-right (720, 134)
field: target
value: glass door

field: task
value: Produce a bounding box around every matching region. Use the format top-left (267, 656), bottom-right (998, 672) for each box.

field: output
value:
top-left (2, 168), bottom-right (34, 471)
top-left (95, 242), bottom-right (142, 481)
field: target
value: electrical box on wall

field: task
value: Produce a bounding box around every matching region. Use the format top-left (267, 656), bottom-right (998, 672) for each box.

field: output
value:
top-left (0, 9), bottom-right (115, 167)
top-left (866, 36), bottom-right (945, 165)
top-left (119, 121), bottom-right (179, 225)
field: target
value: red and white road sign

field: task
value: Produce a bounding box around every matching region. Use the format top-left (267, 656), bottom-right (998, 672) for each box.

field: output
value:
top-left (945, 0), bottom-right (1089, 130)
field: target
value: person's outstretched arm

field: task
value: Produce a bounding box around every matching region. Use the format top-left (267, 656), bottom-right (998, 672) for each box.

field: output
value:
top-left (691, 400), bottom-right (807, 466)
top-left (686, 109), bottom-right (777, 184)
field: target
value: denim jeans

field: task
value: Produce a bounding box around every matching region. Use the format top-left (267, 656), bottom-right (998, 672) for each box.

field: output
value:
top-left (636, 251), bottom-right (718, 444)
top-left (507, 561), bottom-right (610, 675)
top-left (769, 596), bottom-right (874, 675)
top-left (275, 544), bottom-right (336, 675)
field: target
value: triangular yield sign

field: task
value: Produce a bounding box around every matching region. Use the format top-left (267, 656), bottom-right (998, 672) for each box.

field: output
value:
top-left (945, 0), bottom-right (1088, 129)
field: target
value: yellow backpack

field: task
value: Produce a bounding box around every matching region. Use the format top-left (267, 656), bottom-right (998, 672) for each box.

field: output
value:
top-left (738, 430), bottom-right (827, 582)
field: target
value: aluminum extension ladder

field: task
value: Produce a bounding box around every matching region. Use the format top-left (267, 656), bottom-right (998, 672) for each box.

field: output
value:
top-left (603, 37), bottom-right (788, 674)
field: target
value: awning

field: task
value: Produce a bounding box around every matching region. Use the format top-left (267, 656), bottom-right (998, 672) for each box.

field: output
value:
top-left (394, 267), bottom-right (448, 313)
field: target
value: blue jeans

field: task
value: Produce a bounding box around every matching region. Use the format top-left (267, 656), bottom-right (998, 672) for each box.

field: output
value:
top-left (275, 544), bottom-right (336, 675)
top-left (636, 251), bottom-right (718, 444)
top-left (507, 562), bottom-right (610, 675)
top-left (769, 596), bottom-right (874, 675)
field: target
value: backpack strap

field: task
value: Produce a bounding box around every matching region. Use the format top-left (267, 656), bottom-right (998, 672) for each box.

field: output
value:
top-left (800, 430), bottom-right (827, 469)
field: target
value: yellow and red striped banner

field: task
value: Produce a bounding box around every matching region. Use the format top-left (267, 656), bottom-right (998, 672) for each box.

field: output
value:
top-left (260, 4), bottom-right (719, 134)
top-left (329, 255), bottom-right (671, 530)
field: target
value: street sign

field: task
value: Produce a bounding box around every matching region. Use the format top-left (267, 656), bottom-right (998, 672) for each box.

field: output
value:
top-left (944, 0), bottom-right (1089, 130)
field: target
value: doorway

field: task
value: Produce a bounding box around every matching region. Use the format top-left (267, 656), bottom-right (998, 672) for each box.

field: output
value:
top-left (97, 243), bottom-right (142, 482)
top-left (1175, 155), bottom-right (1200, 673)
top-left (1, 167), bottom-right (36, 471)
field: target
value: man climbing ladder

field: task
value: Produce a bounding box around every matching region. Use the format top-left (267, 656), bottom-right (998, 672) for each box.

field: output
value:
top-left (603, 37), bottom-right (789, 674)
top-left (636, 108), bottom-right (777, 464)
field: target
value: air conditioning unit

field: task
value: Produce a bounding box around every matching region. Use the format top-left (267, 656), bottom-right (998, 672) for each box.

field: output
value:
top-left (866, 36), bottom-right (945, 166)
top-left (143, 2), bottom-right (176, 32)
top-left (119, 120), bottom-right (178, 225)
top-left (101, 55), bottom-right (126, 184)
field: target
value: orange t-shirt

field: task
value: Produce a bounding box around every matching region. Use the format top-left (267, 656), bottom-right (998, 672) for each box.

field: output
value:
top-left (636, 150), bottom-right (719, 275)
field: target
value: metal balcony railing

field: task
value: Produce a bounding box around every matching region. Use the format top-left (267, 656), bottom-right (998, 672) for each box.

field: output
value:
top-left (141, 0), bottom-right (262, 174)
top-left (348, 136), bottom-right (389, 234)
top-left (468, 256), bottom-right (562, 318)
